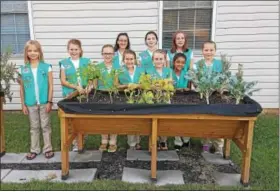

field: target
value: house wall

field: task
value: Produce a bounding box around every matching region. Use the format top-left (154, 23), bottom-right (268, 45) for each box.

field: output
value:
top-left (214, 1), bottom-right (279, 108)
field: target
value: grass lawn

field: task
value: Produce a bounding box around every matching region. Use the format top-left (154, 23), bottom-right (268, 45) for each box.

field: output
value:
top-left (1, 112), bottom-right (279, 190)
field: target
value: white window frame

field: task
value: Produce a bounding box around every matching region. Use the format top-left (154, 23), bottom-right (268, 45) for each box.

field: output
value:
top-left (158, 0), bottom-right (217, 52)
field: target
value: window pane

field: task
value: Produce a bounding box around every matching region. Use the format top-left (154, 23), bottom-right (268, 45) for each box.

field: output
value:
top-left (179, 1), bottom-right (195, 8)
top-left (184, 30), bottom-right (195, 50)
top-left (196, 9), bottom-right (212, 30)
top-left (17, 34), bottom-right (30, 53)
top-left (163, 1), bottom-right (179, 8)
top-left (163, 10), bottom-right (178, 31)
top-left (1, 1), bottom-right (28, 13)
top-left (179, 10), bottom-right (195, 30)
top-left (1, 34), bottom-right (17, 54)
top-left (162, 32), bottom-right (173, 49)
top-left (194, 30), bottom-right (211, 50)
top-left (196, 1), bottom-right (212, 7)
top-left (15, 14), bottom-right (30, 34)
top-left (1, 14), bottom-right (15, 34)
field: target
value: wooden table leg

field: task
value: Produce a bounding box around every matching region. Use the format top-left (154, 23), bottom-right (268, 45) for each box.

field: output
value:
top-left (151, 118), bottom-right (158, 182)
top-left (240, 120), bottom-right (254, 186)
top-left (148, 136), bottom-right (152, 152)
top-left (0, 96), bottom-right (5, 157)
top-left (61, 117), bottom-right (70, 180)
top-left (77, 133), bottom-right (84, 153)
top-left (223, 139), bottom-right (231, 160)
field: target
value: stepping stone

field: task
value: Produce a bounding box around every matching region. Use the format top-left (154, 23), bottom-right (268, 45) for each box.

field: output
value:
top-left (0, 153), bottom-right (26, 164)
top-left (201, 152), bottom-right (232, 165)
top-left (73, 150), bottom-right (102, 162)
top-left (2, 169), bottom-right (97, 183)
top-left (127, 149), bottom-right (179, 161)
top-left (213, 171), bottom-right (241, 186)
top-left (47, 152), bottom-right (76, 163)
top-left (122, 167), bottom-right (184, 186)
top-left (1, 169), bottom-right (12, 180)
top-left (21, 154), bottom-right (49, 164)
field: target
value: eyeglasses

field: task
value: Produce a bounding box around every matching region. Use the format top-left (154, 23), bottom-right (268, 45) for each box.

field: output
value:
top-left (102, 53), bottom-right (114, 56)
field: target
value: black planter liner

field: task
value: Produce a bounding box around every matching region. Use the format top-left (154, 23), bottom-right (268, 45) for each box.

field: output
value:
top-left (57, 91), bottom-right (263, 117)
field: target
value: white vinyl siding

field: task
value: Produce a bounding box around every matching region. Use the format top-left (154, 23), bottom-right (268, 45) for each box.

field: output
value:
top-left (214, 1), bottom-right (279, 108)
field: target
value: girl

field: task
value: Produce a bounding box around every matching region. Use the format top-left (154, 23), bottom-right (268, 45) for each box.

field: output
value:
top-left (18, 40), bottom-right (54, 160)
top-left (138, 31), bottom-right (158, 69)
top-left (146, 49), bottom-right (172, 150)
top-left (195, 40), bottom-right (223, 155)
top-left (59, 39), bottom-right (91, 151)
top-left (96, 44), bottom-right (118, 152)
top-left (167, 31), bottom-right (194, 71)
top-left (117, 49), bottom-right (145, 150)
top-left (171, 53), bottom-right (191, 151)
top-left (113, 32), bottom-right (131, 69)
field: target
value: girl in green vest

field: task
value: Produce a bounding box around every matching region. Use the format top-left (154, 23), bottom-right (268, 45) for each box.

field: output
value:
top-left (97, 44), bottom-right (119, 152)
top-left (195, 41), bottom-right (224, 155)
top-left (171, 53), bottom-right (191, 151)
top-left (146, 49), bottom-right (172, 150)
top-left (18, 40), bottom-right (54, 160)
top-left (166, 30), bottom-right (194, 71)
top-left (59, 39), bottom-right (91, 152)
top-left (113, 33), bottom-right (131, 69)
top-left (116, 49), bottom-right (145, 150)
top-left (138, 31), bottom-right (158, 70)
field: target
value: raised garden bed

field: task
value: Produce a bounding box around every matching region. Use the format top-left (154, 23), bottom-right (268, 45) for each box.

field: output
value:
top-left (57, 90), bottom-right (262, 186)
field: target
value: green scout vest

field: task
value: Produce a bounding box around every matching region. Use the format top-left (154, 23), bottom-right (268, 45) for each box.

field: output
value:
top-left (96, 62), bottom-right (118, 90)
top-left (139, 50), bottom-right (154, 70)
top-left (167, 49), bottom-right (193, 71)
top-left (118, 66), bottom-right (145, 85)
top-left (194, 58), bottom-right (223, 73)
top-left (112, 51), bottom-right (122, 69)
top-left (59, 57), bottom-right (90, 97)
top-left (146, 67), bottom-right (172, 80)
top-left (172, 69), bottom-right (189, 88)
top-left (20, 62), bottom-right (50, 106)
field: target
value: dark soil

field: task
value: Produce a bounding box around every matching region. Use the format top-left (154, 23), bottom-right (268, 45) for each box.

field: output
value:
top-left (77, 90), bottom-right (242, 105)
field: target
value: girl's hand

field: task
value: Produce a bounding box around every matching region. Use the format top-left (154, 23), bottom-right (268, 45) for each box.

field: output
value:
top-left (46, 103), bottom-right (52, 113)
top-left (76, 86), bottom-right (85, 94)
top-left (22, 105), bottom-right (28, 115)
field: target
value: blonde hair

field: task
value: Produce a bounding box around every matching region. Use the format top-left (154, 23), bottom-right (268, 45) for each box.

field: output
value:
top-left (24, 40), bottom-right (44, 64)
top-left (67, 39), bottom-right (83, 57)
top-left (101, 44), bottom-right (114, 53)
top-left (152, 49), bottom-right (167, 61)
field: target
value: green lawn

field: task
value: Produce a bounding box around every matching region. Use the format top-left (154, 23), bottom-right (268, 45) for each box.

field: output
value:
top-left (1, 112), bottom-right (279, 190)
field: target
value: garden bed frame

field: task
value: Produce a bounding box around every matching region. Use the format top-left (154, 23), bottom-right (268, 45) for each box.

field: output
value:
top-left (58, 107), bottom-right (257, 186)
top-left (0, 94), bottom-right (5, 157)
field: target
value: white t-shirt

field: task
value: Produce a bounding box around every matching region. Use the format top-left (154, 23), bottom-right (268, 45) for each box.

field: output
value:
top-left (128, 66), bottom-right (136, 80)
top-left (61, 59), bottom-right (82, 86)
top-left (19, 65), bottom-right (52, 104)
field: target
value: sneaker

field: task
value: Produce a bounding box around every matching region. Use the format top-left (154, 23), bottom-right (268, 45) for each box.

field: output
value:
top-left (72, 144), bottom-right (78, 152)
top-left (202, 144), bottom-right (210, 152)
top-left (174, 145), bottom-right (182, 151)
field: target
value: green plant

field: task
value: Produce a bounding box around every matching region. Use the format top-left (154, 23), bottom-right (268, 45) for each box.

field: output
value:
top-left (216, 54), bottom-right (232, 97)
top-left (0, 47), bottom-right (18, 103)
top-left (124, 83), bottom-right (139, 104)
top-left (229, 64), bottom-right (260, 104)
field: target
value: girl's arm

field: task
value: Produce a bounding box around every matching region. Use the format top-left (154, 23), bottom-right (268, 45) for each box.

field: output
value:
top-left (18, 76), bottom-right (28, 115)
top-left (60, 69), bottom-right (84, 93)
top-left (46, 70), bottom-right (53, 113)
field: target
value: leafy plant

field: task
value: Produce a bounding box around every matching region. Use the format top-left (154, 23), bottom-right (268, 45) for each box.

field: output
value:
top-left (0, 47), bottom-right (18, 103)
top-left (124, 83), bottom-right (139, 104)
top-left (216, 54), bottom-right (232, 97)
top-left (229, 64), bottom-right (260, 104)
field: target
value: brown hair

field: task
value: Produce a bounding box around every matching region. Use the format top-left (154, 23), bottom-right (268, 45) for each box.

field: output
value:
top-left (24, 40), bottom-right (44, 64)
top-left (101, 44), bottom-right (114, 53)
top-left (122, 49), bottom-right (137, 63)
top-left (202, 40), bottom-right (217, 50)
top-left (67, 39), bottom-right (83, 57)
top-left (152, 49), bottom-right (167, 61)
top-left (171, 30), bottom-right (188, 53)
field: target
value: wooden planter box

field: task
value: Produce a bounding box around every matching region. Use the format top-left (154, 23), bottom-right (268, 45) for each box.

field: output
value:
top-left (0, 92), bottom-right (5, 157)
top-left (58, 96), bottom-right (262, 186)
